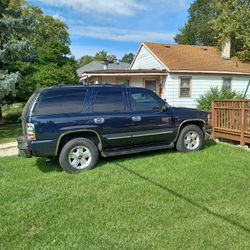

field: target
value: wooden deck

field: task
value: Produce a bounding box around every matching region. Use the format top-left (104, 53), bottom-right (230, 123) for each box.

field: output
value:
top-left (211, 100), bottom-right (250, 146)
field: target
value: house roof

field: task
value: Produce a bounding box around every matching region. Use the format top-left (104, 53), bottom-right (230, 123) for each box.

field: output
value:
top-left (77, 61), bottom-right (130, 77)
top-left (81, 69), bottom-right (167, 79)
top-left (140, 42), bottom-right (250, 75)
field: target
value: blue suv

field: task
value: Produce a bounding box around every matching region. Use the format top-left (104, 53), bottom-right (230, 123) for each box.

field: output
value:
top-left (17, 84), bottom-right (209, 173)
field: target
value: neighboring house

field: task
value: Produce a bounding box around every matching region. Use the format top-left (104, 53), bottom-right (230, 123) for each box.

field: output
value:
top-left (77, 61), bottom-right (130, 83)
top-left (78, 41), bottom-right (250, 108)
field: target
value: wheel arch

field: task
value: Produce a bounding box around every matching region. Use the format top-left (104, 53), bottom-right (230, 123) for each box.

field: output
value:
top-left (174, 119), bottom-right (206, 142)
top-left (55, 130), bottom-right (102, 156)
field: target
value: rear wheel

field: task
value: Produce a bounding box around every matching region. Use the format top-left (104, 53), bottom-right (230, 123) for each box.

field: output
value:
top-left (59, 138), bottom-right (99, 173)
top-left (176, 125), bottom-right (204, 152)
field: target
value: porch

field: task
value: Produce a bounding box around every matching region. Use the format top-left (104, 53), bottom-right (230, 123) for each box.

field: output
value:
top-left (80, 69), bottom-right (168, 97)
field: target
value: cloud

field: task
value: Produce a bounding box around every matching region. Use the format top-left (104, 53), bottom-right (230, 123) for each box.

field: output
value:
top-left (70, 45), bottom-right (128, 58)
top-left (70, 26), bottom-right (175, 42)
top-left (51, 12), bottom-right (65, 21)
top-left (36, 0), bottom-right (146, 16)
top-left (154, 0), bottom-right (190, 11)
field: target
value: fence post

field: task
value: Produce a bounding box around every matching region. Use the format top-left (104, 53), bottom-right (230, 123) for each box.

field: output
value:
top-left (211, 100), bottom-right (215, 138)
top-left (240, 101), bottom-right (246, 146)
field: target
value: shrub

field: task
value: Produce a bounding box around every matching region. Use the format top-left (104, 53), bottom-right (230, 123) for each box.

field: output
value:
top-left (197, 87), bottom-right (244, 111)
top-left (2, 103), bottom-right (24, 124)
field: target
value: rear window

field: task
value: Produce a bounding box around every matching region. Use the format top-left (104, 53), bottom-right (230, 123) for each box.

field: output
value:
top-left (35, 88), bottom-right (86, 115)
top-left (93, 90), bottom-right (125, 112)
top-left (22, 91), bottom-right (40, 117)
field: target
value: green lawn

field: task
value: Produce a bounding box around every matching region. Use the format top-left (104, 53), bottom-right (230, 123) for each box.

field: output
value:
top-left (0, 102), bottom-right (23, 144)
top-left (0, 141), bottom-right (250, 249)
top-left (0, 123), bottom-right (22, 144)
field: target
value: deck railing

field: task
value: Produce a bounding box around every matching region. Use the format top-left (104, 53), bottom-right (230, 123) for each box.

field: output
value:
top-left (211, 99), bottom-right (250, 145)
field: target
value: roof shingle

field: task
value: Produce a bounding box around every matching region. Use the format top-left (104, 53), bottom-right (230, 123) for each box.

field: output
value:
top-left (143, 42), bottom-right (250, 74)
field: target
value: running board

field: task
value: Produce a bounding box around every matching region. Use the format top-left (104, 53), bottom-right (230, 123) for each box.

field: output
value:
top-left (101, 143), bottom-right (174, 157)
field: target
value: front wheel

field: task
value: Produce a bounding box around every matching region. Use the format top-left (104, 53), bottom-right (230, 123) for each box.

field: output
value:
top-left (176, 125), bottom-right (204, 152)
top-left (59, 138), bottom-right (99, 173)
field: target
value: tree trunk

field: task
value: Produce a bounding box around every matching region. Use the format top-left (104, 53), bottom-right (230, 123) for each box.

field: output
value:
top-left (0, 106), bottom-right (3, 125)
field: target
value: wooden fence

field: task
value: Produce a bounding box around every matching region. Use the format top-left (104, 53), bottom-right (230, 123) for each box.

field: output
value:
top-left (211, 99), bottom-right (250, 146)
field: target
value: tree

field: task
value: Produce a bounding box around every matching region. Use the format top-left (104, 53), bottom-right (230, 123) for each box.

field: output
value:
top-left (0, 0), bottom-right (34, 123)
top-left (78, 50), bottom-right (117, 67)
top-left (175, 0), bottom-right (250, 61)
top-left (78, 55), bottom-right (93, 67)
top-left (120, 53), bottom-right (134, 64)
top-left (174, 0), bottom-right (217, 46)
top-left (211, 0), bottom-right (250, 61)
top-left (12, 4), bottom-right (78, 101)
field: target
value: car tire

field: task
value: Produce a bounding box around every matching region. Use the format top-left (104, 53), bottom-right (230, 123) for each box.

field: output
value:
top-left (59, 138), bottom-right (99, 173)
top-left (176, 125), bottom-right (204, 152)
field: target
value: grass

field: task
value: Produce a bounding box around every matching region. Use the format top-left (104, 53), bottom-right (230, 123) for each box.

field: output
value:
top-left (0, 123), bottom-right (22, 144)
top-left (0, 141), bottom-right (250, 249)
top-left (0, 103), bottom-right (23, 144)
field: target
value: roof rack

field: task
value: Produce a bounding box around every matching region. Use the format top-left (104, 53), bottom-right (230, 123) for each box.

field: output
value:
top-left (91, 83), bottom-right (127, 87)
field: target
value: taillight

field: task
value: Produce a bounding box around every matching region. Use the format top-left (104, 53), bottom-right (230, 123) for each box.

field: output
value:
top-left (26, 123), bottom-right (36, 141)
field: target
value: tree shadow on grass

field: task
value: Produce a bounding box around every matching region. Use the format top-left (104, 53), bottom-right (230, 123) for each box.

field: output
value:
top-left (116, 162), bottom-right (250, 234)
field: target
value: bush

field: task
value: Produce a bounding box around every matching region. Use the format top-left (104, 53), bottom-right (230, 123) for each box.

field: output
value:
top-left (197, 87), bottom-right (244, 111)
top-left (2, 103), bottom-right (24, 124)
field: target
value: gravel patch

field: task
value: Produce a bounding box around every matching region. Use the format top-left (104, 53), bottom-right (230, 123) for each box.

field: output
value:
top-left (0, 142), bottom-right (18, 157)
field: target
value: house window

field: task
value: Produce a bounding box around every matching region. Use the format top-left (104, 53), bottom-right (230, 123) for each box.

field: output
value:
top-left (180, 77), bottom-right (191, 97)
top-left (145, 79), bottom-right (157, 93)
top-left (222, 77), bottom-right (232, 90)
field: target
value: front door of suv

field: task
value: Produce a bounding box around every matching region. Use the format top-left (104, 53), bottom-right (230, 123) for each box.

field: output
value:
top-left (90, 88), bottom-right (132, 148)
top-left (128, 88), bottom-right (176, 145)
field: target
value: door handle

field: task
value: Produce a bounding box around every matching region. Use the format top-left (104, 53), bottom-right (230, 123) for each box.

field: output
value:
top-left (132, 116), bottom-right (141, 122)
top-left (94, 118), bottom-right (105, 124)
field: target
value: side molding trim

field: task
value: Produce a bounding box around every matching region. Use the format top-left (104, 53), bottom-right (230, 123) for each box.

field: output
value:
top-left (107, 130), bottom-right (173, 140)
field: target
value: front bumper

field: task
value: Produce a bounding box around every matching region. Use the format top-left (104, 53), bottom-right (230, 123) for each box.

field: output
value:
top-left (16, 136), bottom-right (32, 158)
top-left (205, 124), bottom-right (212, 133)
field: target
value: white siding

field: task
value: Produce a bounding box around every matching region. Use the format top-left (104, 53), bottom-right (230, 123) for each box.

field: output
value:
top-left (163, 74), bottom-right (250, 108)
top-left (232, 77), bottom-right (250, 98)
top-left (129, 77), bottom-right (144, 87)
top-left (131, 46), bottom-right (165, 70)
top-left (98, 76), bottom-right (144, 87)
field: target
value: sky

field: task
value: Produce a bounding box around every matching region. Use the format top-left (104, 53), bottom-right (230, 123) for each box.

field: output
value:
top-left (28, 0), bottom-right (193, 59)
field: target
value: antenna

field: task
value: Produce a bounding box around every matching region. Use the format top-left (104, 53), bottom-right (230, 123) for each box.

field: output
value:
top-left (243, 79), bottom-right (250, 98)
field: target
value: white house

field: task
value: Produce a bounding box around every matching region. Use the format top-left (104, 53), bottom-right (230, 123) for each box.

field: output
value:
top-left (79, 41), bottom-right (250, 108)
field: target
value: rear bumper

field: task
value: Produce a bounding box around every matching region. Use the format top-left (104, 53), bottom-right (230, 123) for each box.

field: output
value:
top-left (16, 136), bottom-right (32, 158)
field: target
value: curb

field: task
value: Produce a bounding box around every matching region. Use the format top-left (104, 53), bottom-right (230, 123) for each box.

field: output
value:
top-left (0, 142), bottom-right (18, 157)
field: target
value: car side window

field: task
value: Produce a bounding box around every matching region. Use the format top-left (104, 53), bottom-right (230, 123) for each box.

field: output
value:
top-left (35, 89), bottom-right (86, 115)
top-left (129, 89), bottom-right (163, 111)
top-left (93, 89), bottom-right (125, 112)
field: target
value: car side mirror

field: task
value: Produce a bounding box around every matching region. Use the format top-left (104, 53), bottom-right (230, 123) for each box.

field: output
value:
top-left (162, 103), bottom-right (168, 111)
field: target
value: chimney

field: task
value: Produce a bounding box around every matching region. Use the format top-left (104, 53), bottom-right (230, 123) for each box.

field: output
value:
top-left (102, 60), bottom-right (108, 70)
top-left (221, 36), bottom-right (231, 60)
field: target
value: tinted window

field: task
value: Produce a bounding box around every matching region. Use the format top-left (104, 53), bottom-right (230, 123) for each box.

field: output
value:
top-left (23, 91), bottom-right (40, 117)
top-left (35, 88), bottom-right (86, 115)
top-left (129, 89), bottom-right (163, 111)
top-left (93, 90), bottom-right (125, 112)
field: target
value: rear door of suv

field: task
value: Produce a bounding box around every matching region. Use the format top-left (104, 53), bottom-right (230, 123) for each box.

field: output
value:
top-left (89, 87), bottom-right (132, 148)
